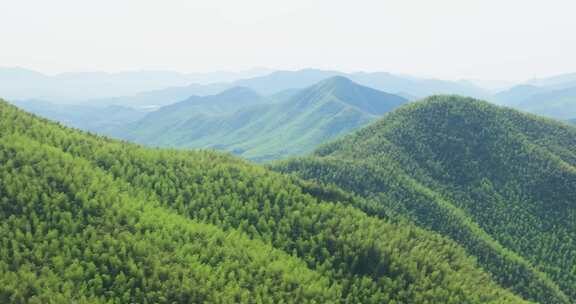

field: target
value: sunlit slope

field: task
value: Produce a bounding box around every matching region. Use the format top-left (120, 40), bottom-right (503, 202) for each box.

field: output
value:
top-left (0, 99), bottom-right (527, 303)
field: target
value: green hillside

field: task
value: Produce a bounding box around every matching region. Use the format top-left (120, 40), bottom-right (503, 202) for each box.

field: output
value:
top-left (115, 76), bottom-right (408, 161)
top-left (273, 95), bottom-right (576, 304)
top-left (0, 98), bottom-right (528, 303)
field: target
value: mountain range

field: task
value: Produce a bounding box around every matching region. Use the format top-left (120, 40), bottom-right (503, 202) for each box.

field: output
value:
top-left (112, 77), bottom-right (408, 161)
top-left (1, 67), bottom-right (490, 108)
top-left (491, 72), bottom-right (576, 119)
top-left (505, 86), bottom-right (576, 119)
top-left (9, 68), bottom-right (576, 163)
top-left (0, 98), bottom-right (530, 303)
top-left (0, 67), bottom-right (271, 102)
top-left (232, 69), bottom-right (490, 98)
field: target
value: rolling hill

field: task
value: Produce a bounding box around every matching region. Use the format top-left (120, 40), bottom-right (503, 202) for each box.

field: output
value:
top-left (273, 95), bottom-right (576, 304)
top-left (0, 98), bottom-right (528, 303)
top-left (114, 76), bottom-right (408, 161)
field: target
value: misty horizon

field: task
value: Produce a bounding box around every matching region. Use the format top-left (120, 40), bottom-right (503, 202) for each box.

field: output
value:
top-left (2, 0), bottom-right (575, 82)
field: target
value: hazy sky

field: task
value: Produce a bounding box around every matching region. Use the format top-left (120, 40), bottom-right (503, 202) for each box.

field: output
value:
top-left (1, 0), bottom-right (574, 81)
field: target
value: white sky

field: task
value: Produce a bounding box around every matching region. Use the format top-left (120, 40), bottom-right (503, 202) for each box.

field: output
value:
top-left (1, 0), bottom-right (574, 81)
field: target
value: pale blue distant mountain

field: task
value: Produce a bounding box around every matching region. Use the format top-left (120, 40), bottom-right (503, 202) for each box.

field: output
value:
top-left (10, 99), bottom-right (146, 133)
top-left (511, 86), bottom-right (576, 119)
top-left (461, 79), bottom-right (516, 92)
top-left (491, 85), bottom-right (546, 105)
top-left (86, 83), bottom-right (231, 110)
top-left (526, 72), bottom-right (576, 89)
top-left (112, 76), bottom-right (408, 161)
top-left (346, 72), bottom-right (489, 98)
top-left (232, 69), bottom-right (490, 98)
top-left (491, 73), bottom-right (576, 119)
top-left (0, 67), bottom-right (272, 102)
top-left (0, 67), bottom-right (492, 109)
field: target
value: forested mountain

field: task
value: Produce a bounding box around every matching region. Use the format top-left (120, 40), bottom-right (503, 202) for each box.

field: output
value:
top-left (0, 98), bottom-right (528, 303)
top-left (113, 77), bottom-right (408, 161)
top-left (10, 99), bottom-right (146, 133)
top-left (273, 96), bottom-right (576, 304)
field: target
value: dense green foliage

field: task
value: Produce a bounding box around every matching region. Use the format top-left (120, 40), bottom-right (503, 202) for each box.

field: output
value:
top-left (113, 76), bottom-right (407, 161)
top-left (0, 99), bottom-right (527, 303)
top-left (273, 96), bottom-right (576, 304)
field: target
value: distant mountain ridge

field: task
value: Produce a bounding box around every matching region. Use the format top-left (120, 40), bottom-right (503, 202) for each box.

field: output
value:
top-left (527, 72), bottom-right (576, 89)
top-left (9, 99), bottom-right (146, 133)
top-left (0, 67), bottom-right (491, 107)
top-left (0, 67), bottom-right (270, 102)
top-left (111, 76), bottom-right (408, 161)
top-left (233, 68), bottom-right (489, 98)
top-left (510, 86), bottom-right (576, 119)
top-left (491, 75), bottom-right (576, 119)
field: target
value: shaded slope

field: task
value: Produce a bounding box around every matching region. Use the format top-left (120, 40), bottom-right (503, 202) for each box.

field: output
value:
top-left (273, 96), bottom-right (576, 304)
top-left (0, 99), bottom-right (527, 303)
top-left (117, 77), bottom-right (408, 161)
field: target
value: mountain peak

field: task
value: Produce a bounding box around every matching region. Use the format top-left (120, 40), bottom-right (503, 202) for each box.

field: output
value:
top-left (291, 76), bottom-right (408, 116)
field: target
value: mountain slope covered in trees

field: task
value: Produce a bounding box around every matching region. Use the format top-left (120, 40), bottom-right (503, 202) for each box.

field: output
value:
top-left (0, 99), bottom-right (529, 303)
top-left (114, 76), bottom-right (408, 161)
top-left (273, 96), bottom-right (576, 304)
